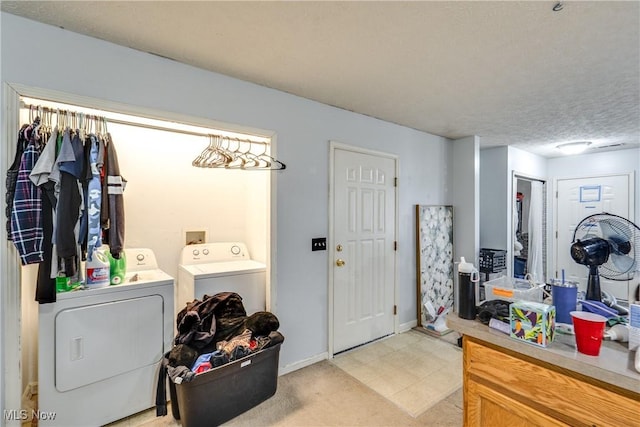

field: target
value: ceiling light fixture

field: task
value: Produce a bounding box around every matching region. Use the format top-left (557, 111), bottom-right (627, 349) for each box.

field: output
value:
top-left (556, 141), bottom-right (592, 155)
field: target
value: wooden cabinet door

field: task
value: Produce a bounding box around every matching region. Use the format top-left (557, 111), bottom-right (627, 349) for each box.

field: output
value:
top-left (465, 379), bottom-right (568, 427)
top-left (463, 336), bottom-right (640, 427)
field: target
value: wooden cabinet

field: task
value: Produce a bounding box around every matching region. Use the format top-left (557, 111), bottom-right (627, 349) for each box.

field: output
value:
top-left (463, 336), bottom-right (640, 427)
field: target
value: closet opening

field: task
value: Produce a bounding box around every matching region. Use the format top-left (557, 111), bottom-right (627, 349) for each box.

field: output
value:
top-left (2, 85), bottom-right (276, 425)
top-left (512, 174), bottom-right (547, 283)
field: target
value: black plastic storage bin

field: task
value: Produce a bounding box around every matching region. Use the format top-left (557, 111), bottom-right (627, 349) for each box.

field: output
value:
top-left (169, 344), bottom-right (281, 427)
top-left (479, 248), bottom-right (507, 273)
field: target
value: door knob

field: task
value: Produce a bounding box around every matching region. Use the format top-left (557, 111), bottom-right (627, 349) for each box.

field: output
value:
top-left (336, 259), bottom-right (346, 267)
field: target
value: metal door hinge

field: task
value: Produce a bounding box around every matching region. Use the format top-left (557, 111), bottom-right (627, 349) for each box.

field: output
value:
top-left (393, 305), bottom-right (397, 315)
top-left (394, 241), bottom-right (398, 251)
top-left (394, 177), bottom-right (398, 187)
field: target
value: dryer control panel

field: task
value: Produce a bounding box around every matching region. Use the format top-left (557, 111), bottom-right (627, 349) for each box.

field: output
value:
top-left (180, 242), bottom-right (250, 265)
top-left (125, 248), bottom-right (160, 271)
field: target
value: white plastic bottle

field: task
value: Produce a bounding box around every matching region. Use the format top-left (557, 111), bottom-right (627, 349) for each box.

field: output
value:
top-left (85, 249), bottom-right (111, 288)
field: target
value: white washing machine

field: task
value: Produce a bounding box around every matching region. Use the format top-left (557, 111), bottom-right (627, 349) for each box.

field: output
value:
top-left (177, 242), bottom-right (266, 315)
top-left (38, 248), bottom-right (174, 427)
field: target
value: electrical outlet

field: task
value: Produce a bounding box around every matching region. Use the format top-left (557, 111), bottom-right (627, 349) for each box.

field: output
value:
top-left (312, 237), bottom-right (327, 251)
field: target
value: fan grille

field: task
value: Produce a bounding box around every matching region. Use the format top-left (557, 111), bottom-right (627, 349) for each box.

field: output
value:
top-left (573, 213), bottom-right (640, 281)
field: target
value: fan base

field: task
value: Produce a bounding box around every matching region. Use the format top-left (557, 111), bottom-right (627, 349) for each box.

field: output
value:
top-left (586, 268), bottom-right (602, 302)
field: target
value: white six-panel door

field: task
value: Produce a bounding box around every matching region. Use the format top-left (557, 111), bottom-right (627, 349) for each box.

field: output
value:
top-left (556, 174), bottom-right (633, 301)
top-left (333, 148), bottom-right (396, 353)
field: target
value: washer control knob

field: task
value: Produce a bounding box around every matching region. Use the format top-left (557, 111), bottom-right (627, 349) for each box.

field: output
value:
top-left (136, 253), bottom-right (145, 262)
top-left (231, 245), bottom-right (241, 255)
top-left (203, 249), bottom-right (210, 255)
top-left (192, 249), bottom-right (200, 256)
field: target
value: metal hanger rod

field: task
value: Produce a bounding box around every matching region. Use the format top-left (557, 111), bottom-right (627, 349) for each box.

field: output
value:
top-left (20, 102), bottom-right (269, 145)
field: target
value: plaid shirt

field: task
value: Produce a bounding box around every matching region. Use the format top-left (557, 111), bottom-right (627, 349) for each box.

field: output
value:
top-left (10, 141), bottom-right (44, 265)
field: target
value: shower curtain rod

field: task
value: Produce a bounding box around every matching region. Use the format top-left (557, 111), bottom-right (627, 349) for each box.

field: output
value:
top-left (19, 101), bottom-right (269, 145)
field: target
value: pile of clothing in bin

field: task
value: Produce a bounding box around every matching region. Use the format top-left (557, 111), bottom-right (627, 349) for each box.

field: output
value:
top-left (156, 292), bottom-right (284, 416)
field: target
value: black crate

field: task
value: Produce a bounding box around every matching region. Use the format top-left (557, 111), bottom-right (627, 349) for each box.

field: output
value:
top-left (479, 248), bottom-right (507, 273)
top-left (169, 344), bottom-right (281, 427)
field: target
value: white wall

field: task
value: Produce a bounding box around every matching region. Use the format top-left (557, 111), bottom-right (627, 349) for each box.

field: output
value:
top-left (452, 136), bottom-right (479, 313)
top-left (508, 146), bottom-right (548, 180)
top-left (0, 11), bottom-right (451, 395)
top-left (453, 136), bottom-right (479, 264)
top-left (480, 147), bottom-right (508, 250)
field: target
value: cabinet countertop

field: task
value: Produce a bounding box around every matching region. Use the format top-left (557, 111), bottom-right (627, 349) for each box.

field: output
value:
top-left (447, 313), bottom-right (640, 394)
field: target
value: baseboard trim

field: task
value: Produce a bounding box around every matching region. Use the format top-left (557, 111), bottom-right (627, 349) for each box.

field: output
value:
top-left (279, 351), bottom-right (328, 376)
top-left (399, 319), bottom-right (418, 333)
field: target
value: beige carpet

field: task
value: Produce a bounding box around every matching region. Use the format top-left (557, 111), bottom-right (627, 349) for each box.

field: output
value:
top-left (330, 329), bottom-right (463, 418)
top-left (110, 330), bottom-right (463, 426)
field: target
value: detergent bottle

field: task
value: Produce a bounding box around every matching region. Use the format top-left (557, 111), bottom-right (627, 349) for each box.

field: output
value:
top-left (107, 250), bottom-right (127, 285)
top-left (85, 249), bottom-right (111, 288)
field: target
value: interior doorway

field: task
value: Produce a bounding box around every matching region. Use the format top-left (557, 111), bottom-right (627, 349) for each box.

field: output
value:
top-left (555, 173), bottom-right (634, 301)
top-left (329, 143), bottom-right (397, 355)
top-left (512, 174), bottom-right (546, 283)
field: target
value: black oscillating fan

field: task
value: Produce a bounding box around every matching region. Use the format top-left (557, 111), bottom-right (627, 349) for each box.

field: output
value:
top-left (571, 213), bottom-right (640, 302)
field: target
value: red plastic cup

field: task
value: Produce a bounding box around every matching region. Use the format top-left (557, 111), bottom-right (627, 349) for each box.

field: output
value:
top-left (570, 311), bottom-right (607, 356)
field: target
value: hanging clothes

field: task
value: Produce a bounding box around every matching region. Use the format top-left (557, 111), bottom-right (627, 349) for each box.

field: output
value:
top-left (85, 134), bottom-right (104, 261)
top-left (10, 125), bottom-right (44, 265)
top-left (30, 128), bottom-right (60, 303)
top-left (55, 128), bottom-right (84, 278)
top-left (5, 103), bottom-right (128, 303)
top-left (103, 133), bottom-right (126, 259)
top-left (5, 124), bottom-right (29, 241)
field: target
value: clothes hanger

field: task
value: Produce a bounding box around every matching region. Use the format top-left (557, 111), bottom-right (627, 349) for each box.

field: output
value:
top-left (240, 143), bottom-right (264, 169)
top-left (211, 136), bottom-right (235, 168)
top-left (226, 138), bottom-right (255, 169)
top-left (243, 141), bottom-right (271, 169)
top-left (222, 138), bottom-right (243, 168)
top-left (206, 136), bottom-right (235, 168)
top-left (192, 136), bottom-right (215, 167)
top-left (201, 135), bottom-right (232, 168)
top-left (255, 143), bottom-right (286, 171)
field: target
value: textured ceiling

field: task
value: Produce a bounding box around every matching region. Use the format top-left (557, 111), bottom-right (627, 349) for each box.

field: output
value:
top-left (2, 1), bottom-right (639, 158)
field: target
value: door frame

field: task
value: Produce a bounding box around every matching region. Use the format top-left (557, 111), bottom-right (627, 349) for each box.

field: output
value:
top-left (552, 172), bottom-right (635, 299)
top-left (511, 172), bottom-right (547, 281)
top-left (328, 141), bottom-right (399, 358)
top-left (1, 82), bottom-right (278, 421)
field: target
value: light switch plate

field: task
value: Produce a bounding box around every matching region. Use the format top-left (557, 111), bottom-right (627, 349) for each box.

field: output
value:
top-left (312, 237), bottom-right (327, 251)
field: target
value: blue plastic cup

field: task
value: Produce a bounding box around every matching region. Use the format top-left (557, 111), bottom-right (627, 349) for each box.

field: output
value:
top-left (552, 282), bottom-right (578, 324)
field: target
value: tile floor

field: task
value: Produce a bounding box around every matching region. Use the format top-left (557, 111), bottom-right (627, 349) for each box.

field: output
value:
top-left (331, 329), bottom-right (463, 417)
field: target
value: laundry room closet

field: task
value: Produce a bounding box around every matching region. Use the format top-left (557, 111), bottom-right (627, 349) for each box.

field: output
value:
top-left (11, 93), bottom-right (273, 425)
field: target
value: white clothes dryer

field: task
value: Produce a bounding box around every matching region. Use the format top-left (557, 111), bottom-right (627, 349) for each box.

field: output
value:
top-left (177, 242), bottom-right (266, 315)
top-left (38, 248), bottom-right (174, 427)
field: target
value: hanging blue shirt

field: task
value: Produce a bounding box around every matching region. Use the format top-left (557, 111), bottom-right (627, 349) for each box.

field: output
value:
top-left (86, 135), bottom-right (103, 261)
